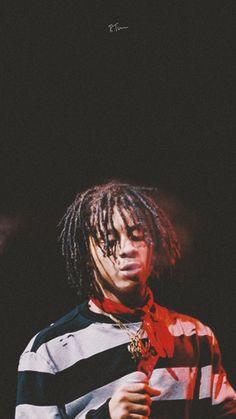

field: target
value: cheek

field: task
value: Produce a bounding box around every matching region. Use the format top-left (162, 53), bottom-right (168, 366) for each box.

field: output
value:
top-left (102, 258), bottom-right (117, 274)
top-left (93, 250), bottom-right (117, 276)
top-left (143, 245), bottom-right (154, 270)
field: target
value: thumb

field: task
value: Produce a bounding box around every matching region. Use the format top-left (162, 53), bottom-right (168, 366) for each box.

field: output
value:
top-left (146, 385), bottom-right (161, 396)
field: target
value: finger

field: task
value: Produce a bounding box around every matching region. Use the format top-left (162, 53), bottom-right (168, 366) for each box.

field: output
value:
top-left (124, 392), bottom-right (152, 406)
top-left (129, 415), bottom-right (148, 419)
top-left (124, 382), bottom-right (150, 393)
top-left (126, 382), bottom-right (161, 396)
top-left (145, 385), bottom-right (161, 396)
top-left (128, 402), bottom-right (151, 416)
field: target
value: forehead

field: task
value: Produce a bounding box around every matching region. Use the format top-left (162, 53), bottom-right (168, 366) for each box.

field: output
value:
top-left (91, 205), bottom-right (139, 235)
top-left (112, 206), bottom-right (136, 231)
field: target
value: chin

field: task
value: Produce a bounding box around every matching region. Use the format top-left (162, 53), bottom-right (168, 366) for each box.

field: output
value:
top-left (118, 280), bottom-right (143, 295)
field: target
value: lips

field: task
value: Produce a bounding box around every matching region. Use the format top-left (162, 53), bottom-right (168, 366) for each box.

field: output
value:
top-left (120, 263), bottom-right (141, 271)
top-left (119, 263), bottom-right (142, 278)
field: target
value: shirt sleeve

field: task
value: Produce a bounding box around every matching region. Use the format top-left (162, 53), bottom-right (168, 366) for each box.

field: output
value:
top-left (15, 347), bottom-right (111, 419)
top-left (15, 350), bottom-right (66, 419)
top-left (210, 330), bottom-right (236, 418)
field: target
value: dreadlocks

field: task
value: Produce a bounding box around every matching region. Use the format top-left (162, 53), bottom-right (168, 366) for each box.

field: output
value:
top-left (59, 181), bottom-right (181, 298)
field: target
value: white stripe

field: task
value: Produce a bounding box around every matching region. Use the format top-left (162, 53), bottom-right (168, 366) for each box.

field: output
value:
top-left (150, 366), bottom-right (198, 401)
top-left (35, 322), bottom-right (142, 372)
top-left (212, 372), bottom-right (236, 405)
top-left (65, 367), bottom-right (200, 417)
top-left (16, 366), bottom-right (236, 418)
top-left (15, 404), bottom-right (62, 418)
top-left (199, 365), bottom-right (236, 403)
top-left (66, 365), bottom-right (234, 417)
top-left (66, 371), bottom-right (148, 418)
top-left (169, 319), bottom-right (212, 337)
top-left (18, 351), bottom-right (56, 374)
top-left (32, 320), bottom-right (213, 373)
top-left (199, 365), bottom-right (212, 399)
top-left (19, 317), bottom-right (215, 376)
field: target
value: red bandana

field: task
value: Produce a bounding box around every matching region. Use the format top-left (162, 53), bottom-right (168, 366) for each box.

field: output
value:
top-left (91, 288), bottom-right (174, 378)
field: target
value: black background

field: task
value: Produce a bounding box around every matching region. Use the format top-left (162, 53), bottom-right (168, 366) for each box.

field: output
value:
top-left (2, 1), bottom-right (236, 417)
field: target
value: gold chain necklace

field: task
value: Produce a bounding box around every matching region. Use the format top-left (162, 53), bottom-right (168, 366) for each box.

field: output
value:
top-left (108, 313), bottom-right (151, 360)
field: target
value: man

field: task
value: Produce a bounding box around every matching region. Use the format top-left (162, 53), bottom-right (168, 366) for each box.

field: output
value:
top-left (16, 181), bottom-right (236, 418)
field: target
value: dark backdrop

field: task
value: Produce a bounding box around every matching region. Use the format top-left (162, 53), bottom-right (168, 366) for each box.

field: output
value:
top-left (2, 1), bottom-right (235, 417)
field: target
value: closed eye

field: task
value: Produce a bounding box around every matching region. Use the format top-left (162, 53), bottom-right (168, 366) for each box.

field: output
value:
top-left (97, 236), bottom-right (117, 248)
top-left (130, 233), bottom-right (145, 241)
top-left (128, 225), bottom-right (145, 241)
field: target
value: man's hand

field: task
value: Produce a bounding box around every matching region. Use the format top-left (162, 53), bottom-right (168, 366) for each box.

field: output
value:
top-left (108, 374), bottom-right (160, 419)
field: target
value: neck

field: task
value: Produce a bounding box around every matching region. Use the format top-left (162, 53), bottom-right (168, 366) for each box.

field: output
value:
top-left (88, 300), bottom-right (111, 316)
top-left (100, 287), bottom-right (148, 309)
top-left (116, 293), bottom-right (147, 309)
top-left (91, 287), bottom-right (154, 319)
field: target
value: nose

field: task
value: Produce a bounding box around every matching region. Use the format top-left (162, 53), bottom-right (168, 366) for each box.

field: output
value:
top-left (118, 237), bottom-right (137, 258)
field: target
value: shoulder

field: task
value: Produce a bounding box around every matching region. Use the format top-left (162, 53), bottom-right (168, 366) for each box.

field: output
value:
top-left (18, 301), bottom-right (97, 374)
top-left (157, 303), bottom-right (215, 339)
top-left (27, 301), bottom-right (92, 353)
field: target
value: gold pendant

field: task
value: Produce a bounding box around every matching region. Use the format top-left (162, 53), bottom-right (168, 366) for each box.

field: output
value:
top-left (127, 337), bottom-right (150, 360)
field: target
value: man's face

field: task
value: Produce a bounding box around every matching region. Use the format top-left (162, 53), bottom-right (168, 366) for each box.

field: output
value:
top-left (89, 206), bottom-right (153, 305)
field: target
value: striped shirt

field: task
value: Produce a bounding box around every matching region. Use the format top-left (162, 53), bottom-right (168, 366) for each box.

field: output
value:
top-left (16, 301), bottom-right (236, 418)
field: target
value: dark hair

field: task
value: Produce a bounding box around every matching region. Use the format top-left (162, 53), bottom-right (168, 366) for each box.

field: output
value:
top-left (59, 180), bottom-right (180, 298)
